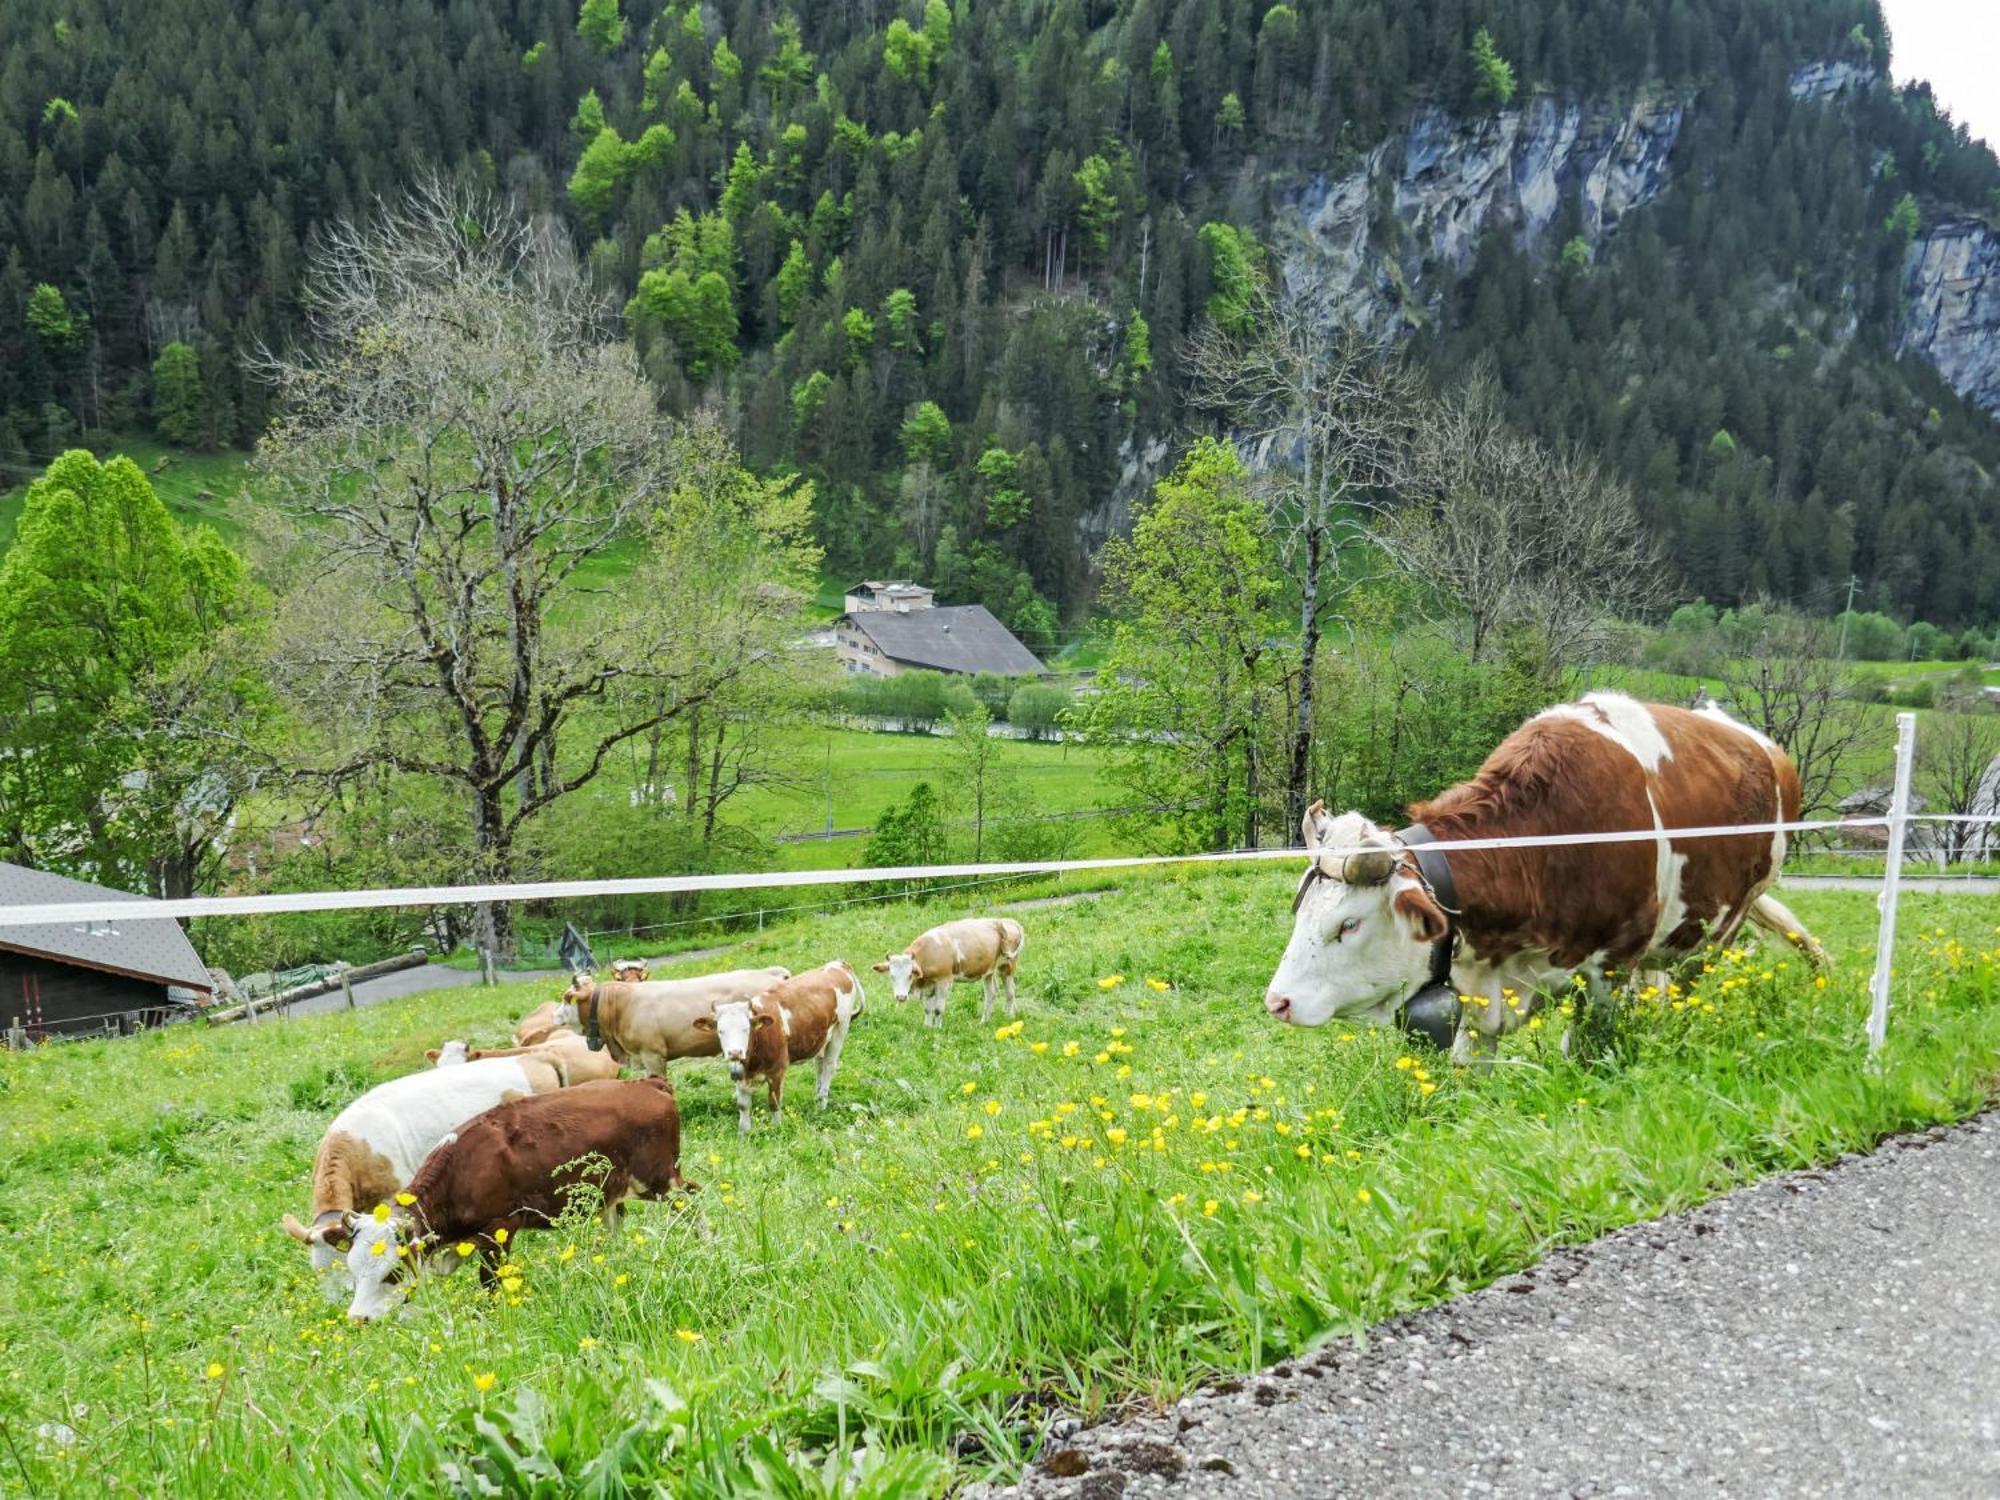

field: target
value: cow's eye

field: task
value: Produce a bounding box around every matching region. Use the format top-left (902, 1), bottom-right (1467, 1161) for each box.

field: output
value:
top-left (1335, 917), bottom-right (1362, 940)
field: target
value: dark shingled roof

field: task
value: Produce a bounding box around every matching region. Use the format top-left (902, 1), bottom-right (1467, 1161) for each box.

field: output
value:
top-left (844, 604), bottom-right (1045, 676)
top-left (0, 863), bottom-right (213, 997)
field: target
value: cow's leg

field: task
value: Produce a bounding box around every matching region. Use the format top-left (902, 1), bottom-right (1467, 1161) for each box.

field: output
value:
top-left (1450, 1023), bottom-right (1500, 1069)
top-left (816, 1024), bottom-right (848, 1107)
top-left (980, 970), bottom-right (997, 1023)
top-left (601, 1200), bottom-right (624, 1233)
top-left (1747, 893), bottom-right (1831, 967)
top-left (768, 1065), bottom-right (785, 1121)
top-left (734, 1076), bottom-right (754, 1135)
top-left (1003, 963), bottom-right (1018, 1017)
top-left (925, 982), bottom-right (946, 1028)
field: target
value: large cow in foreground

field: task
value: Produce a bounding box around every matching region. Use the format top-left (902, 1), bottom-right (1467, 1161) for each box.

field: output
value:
top-left (280, 1056), bottom-right (569, 1283)
top-left (1266, 694), bottom-right (1825, 1063)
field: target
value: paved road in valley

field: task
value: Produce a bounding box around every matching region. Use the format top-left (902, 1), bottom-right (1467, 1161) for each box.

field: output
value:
top-left (988, 1112), bottom-right (2000, 1500)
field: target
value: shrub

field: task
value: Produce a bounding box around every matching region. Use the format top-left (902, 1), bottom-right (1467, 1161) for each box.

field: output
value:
top-left (1006, 679), bottom-right (1070, 739)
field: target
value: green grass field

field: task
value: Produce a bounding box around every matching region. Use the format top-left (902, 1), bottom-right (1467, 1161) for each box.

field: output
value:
top-left (2, 872), bottom-right (1996, 1497)
top-left (0, 437), bottom-right (256, 552)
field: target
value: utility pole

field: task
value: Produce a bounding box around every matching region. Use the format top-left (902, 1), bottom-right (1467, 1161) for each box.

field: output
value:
top-left (1835, 574), bottom-right (1860, 660)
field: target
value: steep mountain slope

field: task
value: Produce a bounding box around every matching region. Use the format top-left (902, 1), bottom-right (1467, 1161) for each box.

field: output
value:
top-left (2, 0), bottom-right (1996, 628)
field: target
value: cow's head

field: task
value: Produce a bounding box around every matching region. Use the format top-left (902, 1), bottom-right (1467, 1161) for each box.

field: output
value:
top-left (1265, 804), bottom-right (1448, 1030)
top-left (694, 999), bottom-right (774, 1079)
top-left (428, 1040), bottom-right (470, 1067)
top-left (610, 959), bottom-right (649, 982)
top-left (342, 1205), bottom-right (438, 1323)
top-left (554, 973), bottom-right (593, 1044)
top-left (282, 1210), bottom-right (359, 1292)
top-left (872, 951), bottom-right (920, 1000)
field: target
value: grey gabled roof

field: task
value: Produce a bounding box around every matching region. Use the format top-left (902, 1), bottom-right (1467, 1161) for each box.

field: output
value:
top-left (0, 863), bottom-right (213, 997)
top-left (845, 604), bottom-right (1046, 676)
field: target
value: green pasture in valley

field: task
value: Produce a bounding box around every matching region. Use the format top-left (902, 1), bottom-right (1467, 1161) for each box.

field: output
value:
top-left (2, 872), bottom-right (1996, 1496)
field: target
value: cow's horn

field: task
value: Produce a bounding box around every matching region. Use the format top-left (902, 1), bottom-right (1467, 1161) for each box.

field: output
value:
top-left (1338, 846), bottom-right (1396, 886)
top-left (1301, 799), bottom-right (1329, 851)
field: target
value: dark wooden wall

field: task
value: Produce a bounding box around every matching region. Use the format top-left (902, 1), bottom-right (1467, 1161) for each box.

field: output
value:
top-left (0, 952), bottom-right (172, 1038)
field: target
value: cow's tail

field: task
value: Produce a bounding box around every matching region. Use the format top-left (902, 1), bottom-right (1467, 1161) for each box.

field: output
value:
top-left (1748, 893), bottom-right (1831, 969)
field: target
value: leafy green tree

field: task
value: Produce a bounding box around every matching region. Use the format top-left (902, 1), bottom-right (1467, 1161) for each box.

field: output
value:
top-left (1470, 28), bottom-right (1517, 108)
top-left (775, 240), bottom-right (811, 324)
top-left (1079, 438), bottom-right (1287, 852)
top-left (25, 283), bottom-right (82, 348)
top-left (900, 401), bottom-right (952, 466)
top-left (0, 451), bottom-right (270, 897)
top-left (1073, 154), bottom-right (1121, 263)
top-left (792, 370), bottom-right (833, 427)
top-left (842, 306), bottom-right (875, 366)
top-left (1884, 191), bottom-right (1920, 241)
top-left (865, 781), bottom-right (948, 868)
top-left (883, 288), bottom-right (920, 350)
top-left (883, 18), bottom-right (933, 84)
top-left (1006, 679), bottom-right (1069, 740)
top-left (944, 700), bottom-right (1008, 860)
top-left (1197, 223), bottom-right (1258, 333)
top-left (151, 341), bottom-right (205, 446)
top-left (577, 0), bottom-right (625, 53)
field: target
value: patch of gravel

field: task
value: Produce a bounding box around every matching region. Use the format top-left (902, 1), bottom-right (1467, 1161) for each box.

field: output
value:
top-left (979, 1111), bottom-right (2000, 1500)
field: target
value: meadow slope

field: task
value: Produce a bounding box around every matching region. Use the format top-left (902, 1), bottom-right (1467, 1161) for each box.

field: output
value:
top-left (1, 873), bottom-right (1996, 1497)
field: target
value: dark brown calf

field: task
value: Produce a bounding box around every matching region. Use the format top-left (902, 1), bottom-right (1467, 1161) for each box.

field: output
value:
top-left (341, 1077), bottom-right (695, 1320)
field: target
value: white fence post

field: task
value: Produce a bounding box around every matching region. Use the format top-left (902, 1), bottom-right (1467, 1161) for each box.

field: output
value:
top-left (1866, 710), bottom-right (1918, 1057)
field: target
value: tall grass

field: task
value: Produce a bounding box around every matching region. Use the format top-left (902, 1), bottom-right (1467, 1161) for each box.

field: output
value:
top-left (1, 876), bottom-right (1995, 1497)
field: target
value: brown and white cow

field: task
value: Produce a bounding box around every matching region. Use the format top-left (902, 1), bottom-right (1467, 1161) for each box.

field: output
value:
top-left (1265, 693), bottom-right (1826, 1063)
top-left (339, 1077), bottom-right (695, 1321)
top-left (555, 967), bottom-right (793, 1074)
top-left (873, 918), bottom-right (1025, 1027)
top-left (280, 1055), bottom-right (570, 1287)
top-left (692, 961), bottom-right (865, 1133)
top-left (427, 1030), bottom-right (623, 1084)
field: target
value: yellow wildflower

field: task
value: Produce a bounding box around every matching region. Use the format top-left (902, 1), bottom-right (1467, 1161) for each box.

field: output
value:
top-left (1355, 1188), bottom-right (1372, 1205)
top-left (205, 1362), bottom-right (224, 1380)
top-left (967, 1124), bottom-right (984, 1140)
top-left (473, 1372), bottom-right (497, 1393)
top-left (1098, 975), bottom-right (1125, 989)
top-left (578, 1337), bottom-right (599, 1351)
top-left (675, 1329), bottom-right (703, 1344)
top-left (1203, 1199), bottom-right (1219, 1217)
top-left (984, 1098), bottom-right (1002, 1116)
top-left (1146, 977), bottom-right (1170, 992)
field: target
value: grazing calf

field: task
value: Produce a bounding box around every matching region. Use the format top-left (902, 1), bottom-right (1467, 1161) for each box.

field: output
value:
top-left (874, 918), bottom-right (1026, 1026)
top-left (341, 1077), bottom-right (694, 1321)
top-left (556, 967), bottom-right (792, 1074)
top-left (427, 1030), bottom-right (622, 1084)
top-left (280, 1056), bottom-right (567, 1281)
top-left (694, 962), bottom-right (864, 1133)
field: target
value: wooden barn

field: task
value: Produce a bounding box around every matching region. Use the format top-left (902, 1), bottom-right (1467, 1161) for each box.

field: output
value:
top-left (0, 863), bottom-right (213, 1042)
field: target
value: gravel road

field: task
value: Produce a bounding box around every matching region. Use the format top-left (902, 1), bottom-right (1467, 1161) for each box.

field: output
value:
top-left (988, 1112), bottom-right (2000, 1500)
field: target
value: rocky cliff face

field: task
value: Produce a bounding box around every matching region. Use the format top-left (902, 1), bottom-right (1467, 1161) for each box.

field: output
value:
top-left (1902, 221), bottom-right (2000, 417)
top-left (1276, 90), bottom-right (1686, 333)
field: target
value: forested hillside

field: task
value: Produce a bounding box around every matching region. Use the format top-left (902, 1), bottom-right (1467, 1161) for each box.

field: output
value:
top-left (5, 0), bottom-right (2000, 632)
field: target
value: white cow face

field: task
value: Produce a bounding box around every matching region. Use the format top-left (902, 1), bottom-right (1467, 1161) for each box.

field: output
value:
top-left (550, 1001), bottom-right (579, 1029)
top-left (873, 953), bottom-right (919, 1000)
top-left (433, 1040), bottom-right (469, 1067)
top-left (696, 1001), bottom-right (774, 1078)
top-left (343, 1212), bottom-right (426, 1323)
top-left (1265, 807), bottom-right (1446, 1029)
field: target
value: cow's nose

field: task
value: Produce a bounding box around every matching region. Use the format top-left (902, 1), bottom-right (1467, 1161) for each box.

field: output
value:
top-left (1265, 991), bottom-right (1293, 1022)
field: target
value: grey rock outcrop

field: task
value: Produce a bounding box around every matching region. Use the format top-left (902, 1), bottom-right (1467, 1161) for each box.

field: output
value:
top-left (1277, 90), bottom-right (1685, 333)
top-left (1902, 220), bottom-right (2000, 416)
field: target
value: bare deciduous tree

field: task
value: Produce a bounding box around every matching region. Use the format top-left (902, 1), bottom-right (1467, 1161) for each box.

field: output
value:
top-left (1186, 278), bottom-right (1422, 832)
top-left (1381, 373), bottom-right (1663, 673)
top-left (1714, 613), bottom-right (1885, 817)
top-left (256, 180), bottom-right (816, 954)
top-left (1916, 707), bottom-right (2000, 865)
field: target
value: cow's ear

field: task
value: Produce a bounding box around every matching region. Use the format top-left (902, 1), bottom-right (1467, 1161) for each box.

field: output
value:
top-left (752, 1012), bottom-right (775, 1030)
top-left (424, 1048), bottom-right (441, 1062)
top-left (692, 1015), bottom-right (716, 1032)
top-left (872, 961), bottom-right (890, 972)
top-left (1392, 887), bottom-right (1448, 946)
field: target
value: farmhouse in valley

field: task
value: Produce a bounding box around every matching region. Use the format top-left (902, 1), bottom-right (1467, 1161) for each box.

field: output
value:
top-left (0, 863), bottom-right (213, 1041)
top-left (834, 580), bottom-right (1044, 678)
